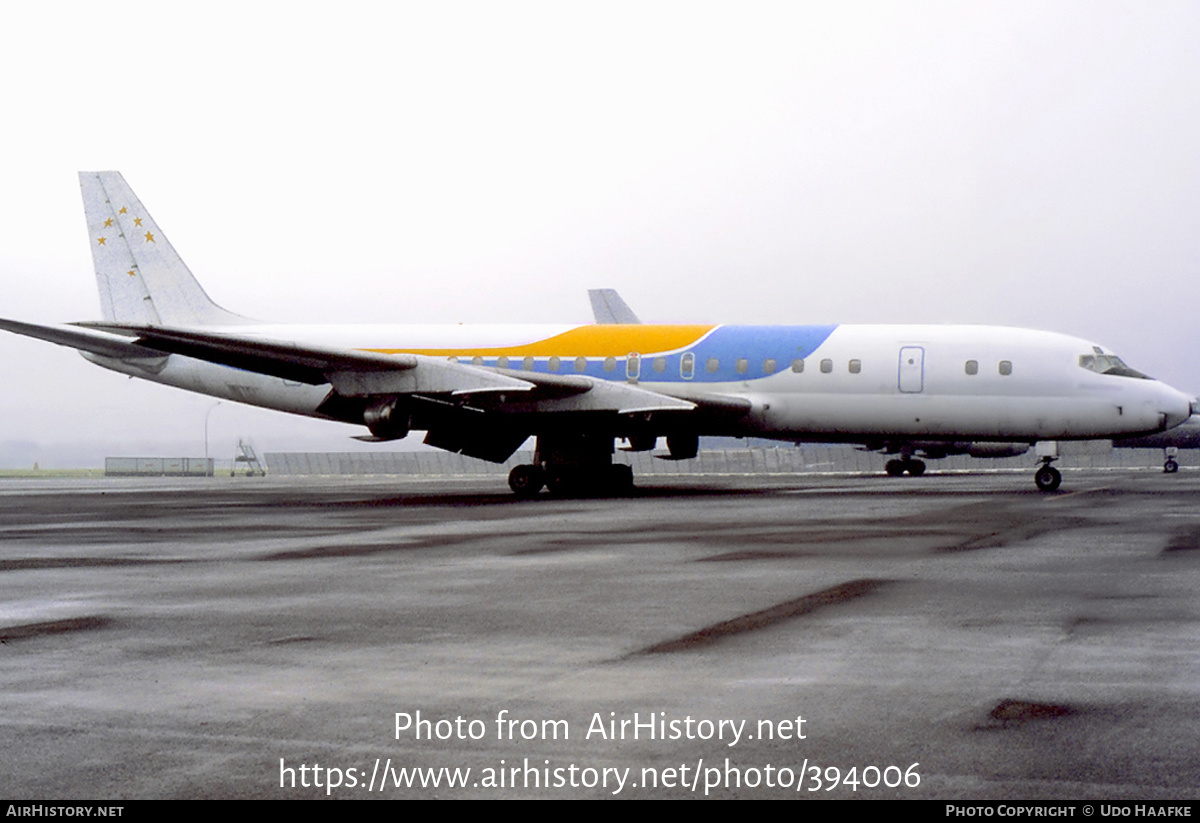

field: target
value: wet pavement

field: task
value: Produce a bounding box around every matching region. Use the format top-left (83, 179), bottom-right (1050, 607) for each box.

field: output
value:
top-left (1, 471), bottom-right (1197, 799)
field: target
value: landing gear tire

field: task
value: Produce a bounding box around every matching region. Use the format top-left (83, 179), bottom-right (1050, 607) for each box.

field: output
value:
top-left (508, 464), bottom-right (545, 497)
top-left (1034, 465), bottom-right (1062, 492)
top-left (1164, 458), bottom-right (1179, 474)
top-left (886, 458), bottom-right (925, 477)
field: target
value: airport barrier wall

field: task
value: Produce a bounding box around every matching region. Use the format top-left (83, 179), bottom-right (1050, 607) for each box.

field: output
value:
top-left (263, 441), bottom-right (1189, 476)
top-left (105, 457), bottom-right (215, 477)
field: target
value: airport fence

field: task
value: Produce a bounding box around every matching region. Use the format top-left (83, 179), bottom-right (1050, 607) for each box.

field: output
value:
top-left (105, 457), bottom-right (215, 477)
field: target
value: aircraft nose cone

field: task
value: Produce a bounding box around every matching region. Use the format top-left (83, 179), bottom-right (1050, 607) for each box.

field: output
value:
top-left (1162, 388), bottom-right (1195, 429)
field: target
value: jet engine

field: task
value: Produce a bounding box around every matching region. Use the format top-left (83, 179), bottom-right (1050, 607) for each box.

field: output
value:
top-left (362, 396), bottom-right (410, 441)
top-left (665, 432), bottom-right (699, 460)
top-left (960, 442), bottom-right (1031, 459)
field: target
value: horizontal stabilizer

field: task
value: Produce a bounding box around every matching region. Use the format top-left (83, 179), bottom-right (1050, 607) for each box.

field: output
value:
top-left (0, 317), bottom-right (164, 360)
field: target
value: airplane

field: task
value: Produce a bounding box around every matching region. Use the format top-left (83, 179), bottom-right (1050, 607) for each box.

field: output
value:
top-left (1113, 414), bottom-right (1200, 473)
top-left (0, 171), bottom-right (1193, 496)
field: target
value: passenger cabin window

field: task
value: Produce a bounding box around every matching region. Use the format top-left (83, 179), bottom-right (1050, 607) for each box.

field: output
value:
top-left (603, 356), bottom-right (617, 373)
top-left (471, 355), bottom-right (484, 366)
top-left (791, 358), bottom-right (804, 373)
top-left (965, 360), bottom-right (978, 375)
top-left (681, 352), bottom-right (695, 379)
top-left (653, 357), bottom-right (666, 374)
top-left (522, 356), bottom-right (535, 371)
top-left (574, 356), bottom-right (587, 373)
top-left (735, 358), bottom-right (748, 375)
top-left (763, 358), bottom-right (777, 374)
top-left (497, 356), bottom-right (510, 369)
top-left (627, 353), bottom-right (640, 382)
top-left (820, 359), bottom-right (833, 373)
top-left (706, 357), bottom-right (720, 373)
top-left (548, 356), bottom-right (561, 372)
top-left (998, 360), bottom-right (1012, 376)
top-left (848, 359), bottom-right (861, 374)
top-left (1078, 353), bottom-right (1149, 379)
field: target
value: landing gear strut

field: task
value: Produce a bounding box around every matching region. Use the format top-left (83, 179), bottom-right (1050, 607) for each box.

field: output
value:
top-left (885, 458), bottom-right (926, 477)
top-left (1034, 457), bottom-right (1062, 492)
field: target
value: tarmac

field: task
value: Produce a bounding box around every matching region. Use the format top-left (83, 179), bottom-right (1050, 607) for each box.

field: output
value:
top-left (1, 470), bottom-right (1198, 799)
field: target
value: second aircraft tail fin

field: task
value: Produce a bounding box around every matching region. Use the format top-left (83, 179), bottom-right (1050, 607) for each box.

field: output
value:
top-left (588, 288), bottom-right (641, 324)
top-left (80, 171), bottom-right (249, 326)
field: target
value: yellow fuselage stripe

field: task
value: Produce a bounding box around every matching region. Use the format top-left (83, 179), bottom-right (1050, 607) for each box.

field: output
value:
top-left (366, 324), bottom-right (716, 358)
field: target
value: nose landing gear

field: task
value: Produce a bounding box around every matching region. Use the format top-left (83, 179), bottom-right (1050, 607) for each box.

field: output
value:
top-left (1034, 457), bottom-right (1062, 492)
top-left (1164, 447), bottom-right (1180, 474)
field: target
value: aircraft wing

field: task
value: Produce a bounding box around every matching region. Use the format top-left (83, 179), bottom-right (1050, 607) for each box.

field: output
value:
top-left (72, 321), bottom-right (699, 415)
top-left (77, 322), bottom-right (539, 395)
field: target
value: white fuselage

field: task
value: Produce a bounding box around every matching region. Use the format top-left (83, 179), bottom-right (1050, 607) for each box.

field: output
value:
top-left (84, 322), bottom-right (1194, 444)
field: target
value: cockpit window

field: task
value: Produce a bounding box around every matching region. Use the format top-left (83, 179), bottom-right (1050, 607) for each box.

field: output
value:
top-left (1079, 353), bottom-right (1149, 379)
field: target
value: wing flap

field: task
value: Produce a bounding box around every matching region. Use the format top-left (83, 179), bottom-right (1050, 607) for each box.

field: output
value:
top-left (327, 362), bottom-right (533, 396)
top-left (493, 371), bottom-right (695, 414)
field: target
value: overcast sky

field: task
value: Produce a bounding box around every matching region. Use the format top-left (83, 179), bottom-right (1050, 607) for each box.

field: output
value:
top-left (1, 1), bottom-right (1198, 466)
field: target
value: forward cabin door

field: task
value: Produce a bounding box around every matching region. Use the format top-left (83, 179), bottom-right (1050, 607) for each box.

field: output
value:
top-left (898, 346), bottom-right (925, 393)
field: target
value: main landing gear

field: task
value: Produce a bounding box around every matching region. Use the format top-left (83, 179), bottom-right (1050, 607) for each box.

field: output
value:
top-left (507, 464), bottom-right (545, 497)
top-left (507, 433), bottom-right (636, 498)
top-left (885, 458), bottom-right (926, 477)
top-left (507, 462), bottom-right (634, 498)
top-left (1034, 457), bottom-right (1062, 492)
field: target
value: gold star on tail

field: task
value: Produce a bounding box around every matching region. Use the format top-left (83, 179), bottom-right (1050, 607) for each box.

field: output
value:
top-left (144, 231), bottom-right (155, 243)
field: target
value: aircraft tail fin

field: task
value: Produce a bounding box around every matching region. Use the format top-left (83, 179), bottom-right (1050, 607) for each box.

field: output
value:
top-left (80, 171), bottom-right (249, 326)
top-left (588, 288), bottom-right (641, 324)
